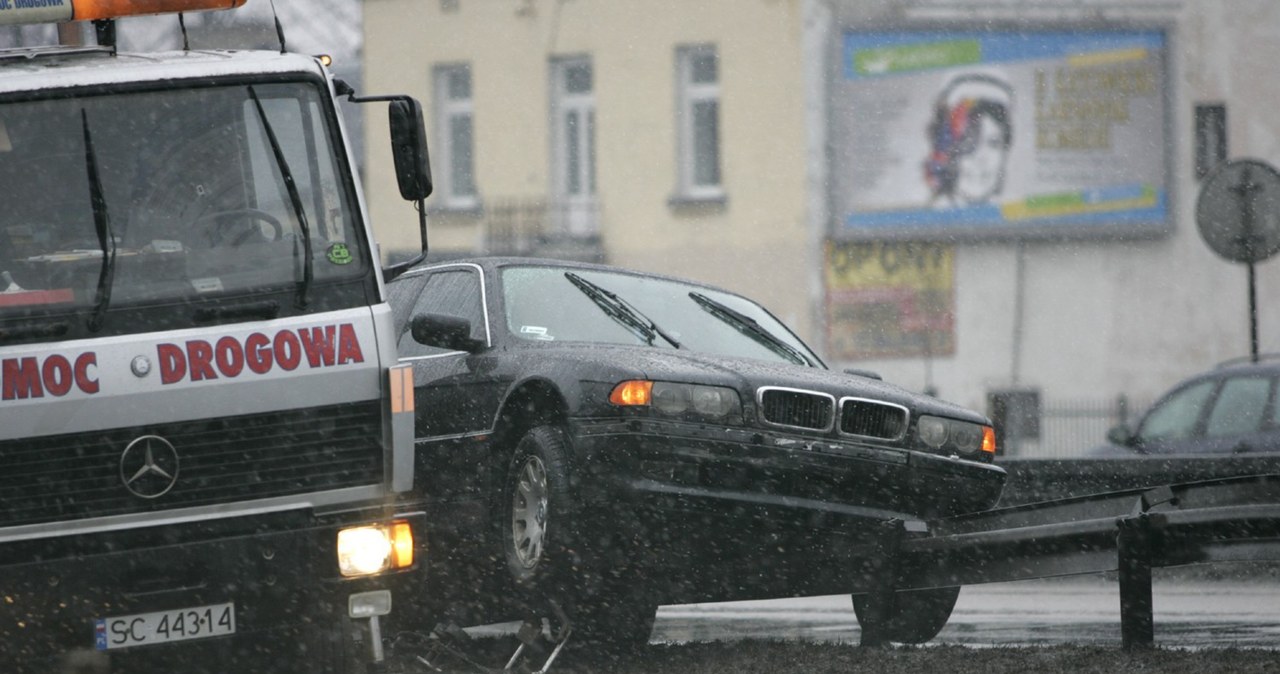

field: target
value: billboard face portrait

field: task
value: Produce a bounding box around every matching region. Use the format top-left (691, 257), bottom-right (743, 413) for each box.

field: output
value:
top-left (833, 30), bottom-right (1169, 241)
top-left (926, 73), bottom-right (1014, 208)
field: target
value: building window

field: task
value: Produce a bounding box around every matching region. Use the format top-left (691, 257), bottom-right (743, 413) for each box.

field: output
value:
top-left (550, 56), bottom-right (597, 235)
top-left (433, 64), bottom-right (477, 209)
top-left (675, 44), bottom-right (722, 200)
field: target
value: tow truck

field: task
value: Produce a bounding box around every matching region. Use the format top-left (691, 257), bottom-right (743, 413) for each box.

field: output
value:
top-left (0, 1), bottom-right (435, 671)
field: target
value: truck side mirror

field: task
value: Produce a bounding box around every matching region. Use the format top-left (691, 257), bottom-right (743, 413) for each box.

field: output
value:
top-left (335, 81), bottom-right (434, 281)
top-left (411, 313), bottom-right (483, 353)
top-left (388, 98), bottom-right (433, 201)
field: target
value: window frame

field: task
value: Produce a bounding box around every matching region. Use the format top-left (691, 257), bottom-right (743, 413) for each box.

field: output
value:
top-left (431, 63), bottom-right (479, 211)
top-left (674, 43), bottom-right (724, 202)
top-left (548, 55), bottom-right (598, 236)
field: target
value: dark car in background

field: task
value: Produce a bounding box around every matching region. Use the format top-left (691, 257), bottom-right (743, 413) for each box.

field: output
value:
top-left (388, 257), bottom-right (1006, 647)
top-left (1096, 357), bottom-right (1280, 456)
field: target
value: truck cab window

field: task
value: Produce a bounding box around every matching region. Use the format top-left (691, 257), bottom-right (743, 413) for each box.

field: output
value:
top-left (0, 82), bottom-right (365, 319)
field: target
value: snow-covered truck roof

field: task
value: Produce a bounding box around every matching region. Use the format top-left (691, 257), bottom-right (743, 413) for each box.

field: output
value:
top-left (0, 48), bottom-right (328, 95)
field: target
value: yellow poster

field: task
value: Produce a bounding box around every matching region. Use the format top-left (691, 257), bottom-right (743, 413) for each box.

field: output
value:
top-left (825, 241), bottom-right (955, 360)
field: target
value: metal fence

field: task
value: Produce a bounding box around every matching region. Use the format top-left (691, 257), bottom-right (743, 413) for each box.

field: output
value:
top-left (482, 197), bottom-right (606, 262)
top-left (1004, 394), bottom-right (1153, 459)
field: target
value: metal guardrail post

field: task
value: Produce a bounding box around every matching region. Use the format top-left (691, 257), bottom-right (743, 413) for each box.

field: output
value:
top-left (859, 518), bottom-right (906, 648)
top-left (1117, 513), bottom-right (1155, 648)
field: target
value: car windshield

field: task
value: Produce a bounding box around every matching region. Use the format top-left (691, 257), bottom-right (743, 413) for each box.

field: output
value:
top-left (501, 265), bottom-right (821, 366)
top-left (0, 82), bottom-right (364, 317)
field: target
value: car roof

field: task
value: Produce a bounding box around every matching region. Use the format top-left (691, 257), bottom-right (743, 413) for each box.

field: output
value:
top-left (1213, 354), bottom-right (1280, 372)
top-left (402, 255), bottom-right (742, 297)
top-left (1159, 357), bottom-right (1280, 394)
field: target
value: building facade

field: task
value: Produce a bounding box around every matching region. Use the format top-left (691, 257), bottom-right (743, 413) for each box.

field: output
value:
top-left (363, 0), bottom-right (1280, 455)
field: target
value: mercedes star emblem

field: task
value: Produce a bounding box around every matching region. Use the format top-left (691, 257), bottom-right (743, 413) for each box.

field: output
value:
top-left (119, 435), bottom-right (180, 499)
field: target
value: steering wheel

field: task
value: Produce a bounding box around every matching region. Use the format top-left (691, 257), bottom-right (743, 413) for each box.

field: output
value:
top-left (194, 208), bottom-right (286, 247)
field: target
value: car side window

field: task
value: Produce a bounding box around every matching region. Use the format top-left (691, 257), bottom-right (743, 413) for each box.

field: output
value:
top-left (1139, 379), bottom-right (1216, 442)
top-left (1204, 376), bottom-right (1273, 438)
top-left (398, 268), bottom-right (485, 357)
top-left (387, 274), bottom-right (429, 342)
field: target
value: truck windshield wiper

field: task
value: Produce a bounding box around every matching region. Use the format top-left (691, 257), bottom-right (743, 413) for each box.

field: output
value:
top-left (688, 291), bottom-right (812, 366)
top-left (82, 110), bottom-right (116, 333)
top-left (248, 86), bottom-right (313, 310)
top-left (565, 272), bottom-right (681, 348)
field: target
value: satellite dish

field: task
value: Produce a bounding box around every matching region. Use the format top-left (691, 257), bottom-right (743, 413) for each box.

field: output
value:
top-left (1196, 159), bottom-right (1280, 264)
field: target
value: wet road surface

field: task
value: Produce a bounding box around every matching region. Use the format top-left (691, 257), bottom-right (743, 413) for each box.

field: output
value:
top-left (652, 575), bottom-right (1280, 648)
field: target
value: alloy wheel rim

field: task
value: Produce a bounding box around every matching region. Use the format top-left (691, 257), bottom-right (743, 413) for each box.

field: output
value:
top-left (511, 455), bottom-right (549, 569)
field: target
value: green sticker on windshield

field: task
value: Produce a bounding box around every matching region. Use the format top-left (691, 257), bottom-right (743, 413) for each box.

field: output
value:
top-left (327, 243), bottom-right (353, 265)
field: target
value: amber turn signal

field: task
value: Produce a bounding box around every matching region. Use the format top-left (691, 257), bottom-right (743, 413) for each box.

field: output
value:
top-left (610, 380), bottom-right (653, 406)
top-left (981, 426), bottom-right (997, 454)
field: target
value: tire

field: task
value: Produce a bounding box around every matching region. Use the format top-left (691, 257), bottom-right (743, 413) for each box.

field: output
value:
top-left (502, 425), bottom-right (577, 593)
top-left (851, 586), bottom-right (960, 644)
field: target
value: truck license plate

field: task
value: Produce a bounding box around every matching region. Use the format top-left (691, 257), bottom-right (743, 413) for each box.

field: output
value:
top-left (94, 602), bottom-right (236, 651)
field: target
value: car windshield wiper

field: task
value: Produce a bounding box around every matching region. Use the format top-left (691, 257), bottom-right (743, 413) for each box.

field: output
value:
top-left (248, 86), bottom-right (313, 309)
top-left (564, 272), bottom-right (681, 348)
top-left (688, 291), bottom-right (812, 366)
top-left (82, 109), bottom-right (116, 333)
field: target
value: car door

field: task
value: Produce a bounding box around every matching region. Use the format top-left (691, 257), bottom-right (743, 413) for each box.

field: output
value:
top-left (394, 265), bottom-right (504, 500)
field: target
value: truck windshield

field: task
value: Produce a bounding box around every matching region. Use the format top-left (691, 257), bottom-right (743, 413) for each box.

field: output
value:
top-left (0, 81), bottom-right (364, 318)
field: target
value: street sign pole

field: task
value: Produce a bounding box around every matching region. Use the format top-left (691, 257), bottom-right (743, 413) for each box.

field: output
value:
top-left (1228, 165), bottom-right (1263, 362)
top-left (1196, 159), bottom-right (1280, 362)
top-left (1250, 260), bottom-right (1259, 362)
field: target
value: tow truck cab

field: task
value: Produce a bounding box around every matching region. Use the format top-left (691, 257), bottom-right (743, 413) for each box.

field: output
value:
top-left (0, 1), bottom-right (433, 671)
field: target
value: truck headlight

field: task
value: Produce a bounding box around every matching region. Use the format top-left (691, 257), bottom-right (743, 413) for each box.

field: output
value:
top-left (337, 521), bottom-right (415, 577)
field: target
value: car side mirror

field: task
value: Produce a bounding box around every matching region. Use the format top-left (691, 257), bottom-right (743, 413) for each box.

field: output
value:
top-left (411, 314), bottom-right (484, 353)
top-left (1106, 424), bottom-right (1136, 447)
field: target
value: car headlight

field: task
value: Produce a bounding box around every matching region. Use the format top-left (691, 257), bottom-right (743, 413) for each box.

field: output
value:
top-left (337, 521), bottom-right (415, 577)
top-left (611, 380), bottom-right (742, 422)
top-left (915, 415), bottom-right (996, 456)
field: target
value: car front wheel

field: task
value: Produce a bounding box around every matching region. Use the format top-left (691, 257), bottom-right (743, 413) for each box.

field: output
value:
top-left (502, 425), bottom-right (576, 592)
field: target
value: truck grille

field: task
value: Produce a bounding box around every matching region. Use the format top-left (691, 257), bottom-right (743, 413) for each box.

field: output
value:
top-left (840, 398), bottom-right (909, 440)
top-left (0, 402), bottom-right (383, 530)
top-left (758, 388), bottom-right (834, 431)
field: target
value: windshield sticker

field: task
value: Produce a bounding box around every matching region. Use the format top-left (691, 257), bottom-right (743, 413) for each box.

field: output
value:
top-left (326, 243), bottom-right (353, 265)
top-left (191, 277), bottom-right (224, 294)
top-left (519, 325), bottom-right (554, 341)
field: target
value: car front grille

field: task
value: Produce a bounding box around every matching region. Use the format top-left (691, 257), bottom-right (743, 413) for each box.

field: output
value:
top-left (758, 388), bottom-right (834, 430)
top-left (0, 401), bottom-right (383, 530)
top-left (840, 398), bottom-right (909, 440)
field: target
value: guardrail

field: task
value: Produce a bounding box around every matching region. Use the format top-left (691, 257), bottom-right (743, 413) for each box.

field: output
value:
top-left (856, 474), bottom-right (1280, 648)
top-left (996, 455), bottom-right (1280, 506)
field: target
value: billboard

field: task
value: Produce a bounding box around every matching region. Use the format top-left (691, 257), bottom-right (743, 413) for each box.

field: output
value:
top-left (832, 30), bottom-right (1169, 240)
top-left (825, 241), bottom-right (954, 360)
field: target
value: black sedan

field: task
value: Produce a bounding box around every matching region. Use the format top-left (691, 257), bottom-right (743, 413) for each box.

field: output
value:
top-left (388, 257), bottom-right (1005, 647)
